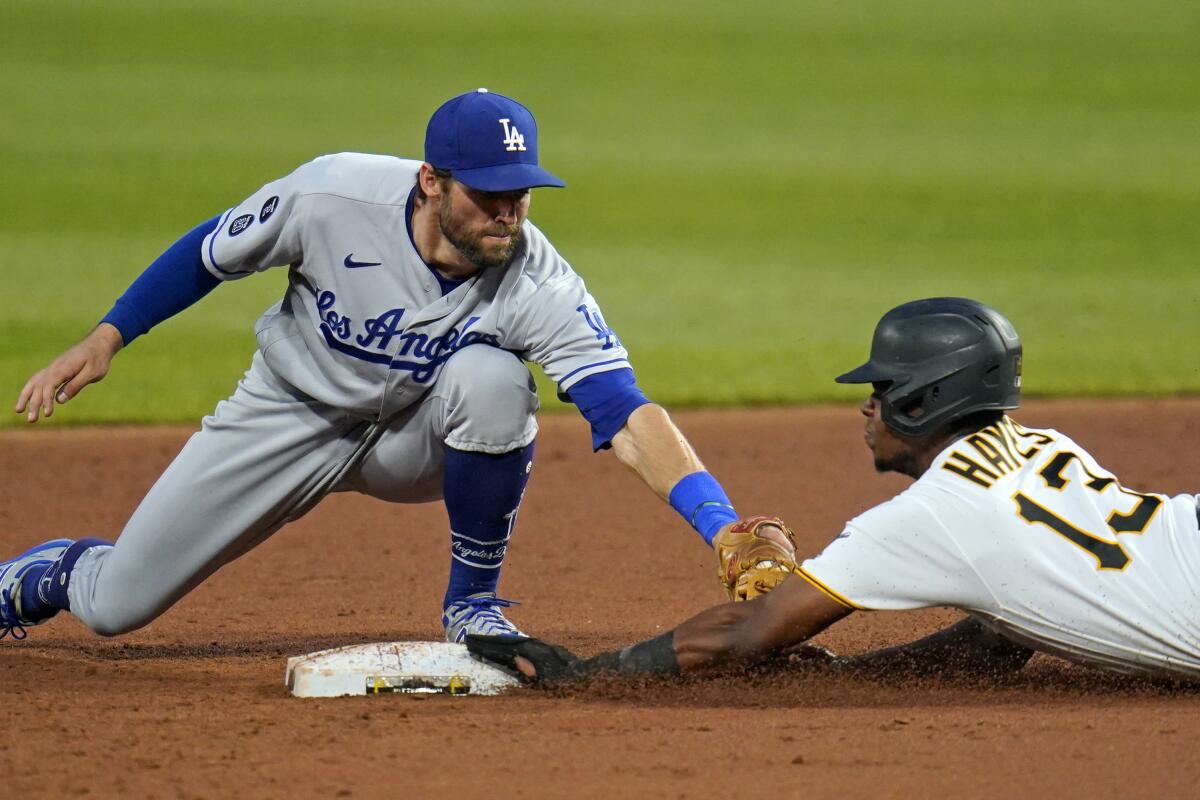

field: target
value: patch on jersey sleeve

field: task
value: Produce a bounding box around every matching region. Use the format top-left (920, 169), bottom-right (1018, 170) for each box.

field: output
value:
top-left (259, 195), bottom-right (279, 223)
top-left (228, 213), bottom-right (255, 237)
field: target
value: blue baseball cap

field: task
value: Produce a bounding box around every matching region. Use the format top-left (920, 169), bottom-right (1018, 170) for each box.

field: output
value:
top-left (425, 89), bottom-right (565, 192)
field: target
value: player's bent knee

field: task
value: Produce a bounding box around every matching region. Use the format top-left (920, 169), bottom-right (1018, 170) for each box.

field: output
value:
top-left (88, 619), bottom-right (133, 638)
top-left (83, 587), bottom-right (171, 637)
top-left (437, 344), bottom-right (538, 452)
top-left (84, 602), bottom-right (164, 637)
top-left (86, 613), bottom-right (149, 638)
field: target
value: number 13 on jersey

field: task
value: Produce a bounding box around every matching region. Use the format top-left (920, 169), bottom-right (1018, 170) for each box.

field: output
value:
top-left (1013, 451), bottom-right (1164, 571)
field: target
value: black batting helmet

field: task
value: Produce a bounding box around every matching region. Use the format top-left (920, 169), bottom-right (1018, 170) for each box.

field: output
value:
top-left (836, 298), bottom-right (1022, 436)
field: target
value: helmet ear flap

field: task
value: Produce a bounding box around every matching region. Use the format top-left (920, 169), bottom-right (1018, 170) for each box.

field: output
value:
top-left (896, 395), bottom-right (926, 421)
top-left (878, 381), bottom-right (932, 436)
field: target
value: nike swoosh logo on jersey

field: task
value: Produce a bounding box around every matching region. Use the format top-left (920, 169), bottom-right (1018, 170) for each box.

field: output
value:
top-left (344, 254), bottom-right (382, 269)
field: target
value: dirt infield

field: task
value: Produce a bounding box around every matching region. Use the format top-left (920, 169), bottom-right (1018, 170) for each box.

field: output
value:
top-left (5, 399), bottom-right (1200, 798)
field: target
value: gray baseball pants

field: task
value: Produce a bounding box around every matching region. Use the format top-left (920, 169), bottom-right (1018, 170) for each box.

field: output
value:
top-left (64, 344), bottom-right (539, 635)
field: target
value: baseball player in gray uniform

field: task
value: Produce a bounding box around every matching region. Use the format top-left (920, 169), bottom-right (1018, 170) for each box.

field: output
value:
top-left (3, 90), bottom-right (769, 643)
top-left (467, 298), bottom-right (1200, 684)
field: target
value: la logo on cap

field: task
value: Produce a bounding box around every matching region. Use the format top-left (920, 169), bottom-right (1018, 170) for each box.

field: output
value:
top-left (499, 119), bottom-right (526, 152)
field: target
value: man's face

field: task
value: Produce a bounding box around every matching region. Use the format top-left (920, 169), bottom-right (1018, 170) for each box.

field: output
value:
top-left (437, 178), bottom-right (531, 270)
top-left (861, 386), bottom-right (922, 476)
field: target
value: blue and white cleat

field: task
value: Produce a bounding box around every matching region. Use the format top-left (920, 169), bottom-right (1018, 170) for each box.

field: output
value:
top-left (0, 539), bottom-right (73, 640)
top-left (442, 592), bottom-right (528, 643)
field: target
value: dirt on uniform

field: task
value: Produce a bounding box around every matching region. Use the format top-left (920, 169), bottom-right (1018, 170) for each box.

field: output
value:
top-left (4, 399), bottom-right (1200, 798)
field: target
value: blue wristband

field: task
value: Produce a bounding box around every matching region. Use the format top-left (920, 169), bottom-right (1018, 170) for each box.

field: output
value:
top-left (668, 471), bottom-right (739, 546)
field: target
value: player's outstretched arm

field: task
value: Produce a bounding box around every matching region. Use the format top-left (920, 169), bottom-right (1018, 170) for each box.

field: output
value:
top-left (609, 403), bottom-right (704, 500)
top-left (832, 617), bottom-right (1034, 679)
top-left (15, 323), bottom-right (124, 423)
top-left (608, 405), bottom-right (798, 597)
top-left (671, 572), bottom-right (853, 671)
top-left (15, 215), bottom-right (225, 424)
top-left (467, 574), bottom-right (853, 683)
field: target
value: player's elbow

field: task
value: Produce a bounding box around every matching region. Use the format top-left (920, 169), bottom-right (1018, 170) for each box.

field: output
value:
top-left (610, 404), bottom-right (668, 454)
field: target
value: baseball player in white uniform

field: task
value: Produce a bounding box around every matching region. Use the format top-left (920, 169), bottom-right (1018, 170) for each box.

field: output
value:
top-left (465, 298), bottom-right (1200, 684)
top-left (2, 90), bottom-right (770, 644)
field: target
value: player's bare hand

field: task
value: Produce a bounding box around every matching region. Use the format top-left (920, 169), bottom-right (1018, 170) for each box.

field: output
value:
top-left (15, 324), bottom-right (124, 422)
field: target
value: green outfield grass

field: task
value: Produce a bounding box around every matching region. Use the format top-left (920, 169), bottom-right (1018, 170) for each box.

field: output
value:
top-left (3, 0), bottom-right (1198, 425)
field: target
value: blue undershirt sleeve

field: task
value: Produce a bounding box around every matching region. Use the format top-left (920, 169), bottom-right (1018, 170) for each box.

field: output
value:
top-left (99, 215), bottom-right (223, 346)
top-left (563, 368), bottom-right (651, 451)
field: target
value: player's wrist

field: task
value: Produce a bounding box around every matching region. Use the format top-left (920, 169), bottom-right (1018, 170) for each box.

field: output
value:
top-left (571, 632), bottom-right (680, 678)
top-left (668, 471), bottom-right (739, 545)
top-left (94, 319), bottom-right (131, 351)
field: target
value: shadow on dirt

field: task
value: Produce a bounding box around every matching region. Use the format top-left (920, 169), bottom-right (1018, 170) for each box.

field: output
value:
top-left (522, 655), bottom-right (1200, 709)
top-left (21, 631), bottom-right (435, 661)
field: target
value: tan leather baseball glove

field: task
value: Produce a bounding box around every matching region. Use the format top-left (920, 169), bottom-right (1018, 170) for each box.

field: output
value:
top-left (713, 515), bottom-right (798, 601)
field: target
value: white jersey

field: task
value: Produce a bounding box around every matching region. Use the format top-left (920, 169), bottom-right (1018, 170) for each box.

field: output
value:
top-left (800, 416), bottom-right (1200, 679)
top-left (200, 153), bottom-right (629, 420)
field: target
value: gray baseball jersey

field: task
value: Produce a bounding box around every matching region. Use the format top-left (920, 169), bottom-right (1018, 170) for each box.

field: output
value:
top-left (201, 152), bottom-right (630, 419)
top-left (57, 153), bottom-right (633, 636)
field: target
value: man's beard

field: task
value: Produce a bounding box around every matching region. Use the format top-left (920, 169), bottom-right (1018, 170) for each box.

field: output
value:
top-left (873, 448), bottom-right (922, 478)
top-left (438, 202), bottom-right (524, 270)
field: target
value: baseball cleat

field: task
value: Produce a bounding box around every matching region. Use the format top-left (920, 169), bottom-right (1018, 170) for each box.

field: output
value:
top-left (442, 592), bottom-right (528, 643)
top-left (0, 539), bottom-right (73, 640)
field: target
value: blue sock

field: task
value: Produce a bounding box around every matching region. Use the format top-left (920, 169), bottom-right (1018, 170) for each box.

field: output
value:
top-left (18, 567), bottom-right (55, 623)
top-left (28, 537), bottom-right (113, 616)
top-left (442, 442), bottom-right (535, 610)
